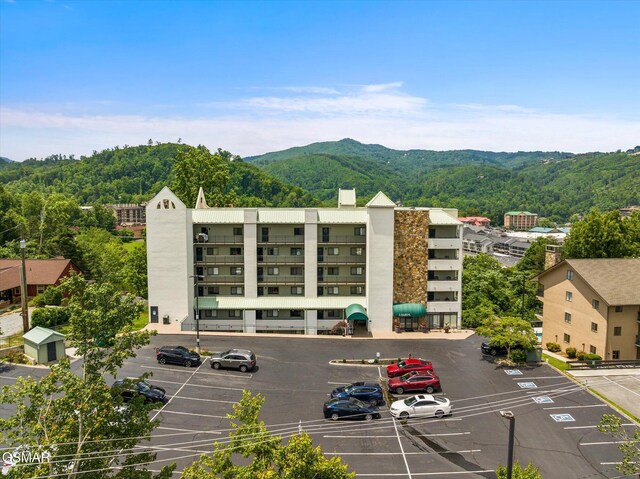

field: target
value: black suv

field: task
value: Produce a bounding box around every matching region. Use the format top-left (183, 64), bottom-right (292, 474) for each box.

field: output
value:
top-left (481, 342), bottom-right (524, 356)
top-left (112, 379), bottom-right (168, 404)
top-left (156, 346), bottom-right (201, 367)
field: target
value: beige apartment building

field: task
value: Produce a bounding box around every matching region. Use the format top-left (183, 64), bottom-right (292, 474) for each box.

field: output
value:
top-left (504, 211), bottom-right (538, 230)
top-left (536, 258), bottom-right (640, 360)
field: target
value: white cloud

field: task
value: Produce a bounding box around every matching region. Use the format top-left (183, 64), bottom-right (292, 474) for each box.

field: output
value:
top-left (452, 103), bottom-right (537, 114)
top-left (361, 82), bottom-right (403, 92)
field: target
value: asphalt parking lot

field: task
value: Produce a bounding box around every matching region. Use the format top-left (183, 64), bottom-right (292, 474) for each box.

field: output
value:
top-left (1, 334), bottom-right (638, 478)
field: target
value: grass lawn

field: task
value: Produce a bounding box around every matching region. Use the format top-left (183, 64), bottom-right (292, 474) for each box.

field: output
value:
top-left (542, 352), bottom-right (570, 372)
top-left (132, 311), bottom-right (148, 331)
top-left (123, 240), bottom-right (145, 253)
top-left (0, 331), bottom-right (24, 348)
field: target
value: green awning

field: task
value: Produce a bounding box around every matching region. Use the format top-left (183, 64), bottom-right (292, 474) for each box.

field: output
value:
top-left (345, 303), bottom-right (368, 321)
top-left (393, 303), bottom-right (427, 317)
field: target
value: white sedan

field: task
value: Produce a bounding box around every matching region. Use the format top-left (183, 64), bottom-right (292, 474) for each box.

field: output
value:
top-left (390, 394), bottom-right (452, 419)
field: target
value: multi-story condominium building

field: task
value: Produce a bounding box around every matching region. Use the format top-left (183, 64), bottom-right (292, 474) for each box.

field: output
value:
top-left (146, 187), bottom-right (463, 335)
top-left (504, 211), bottom-right (538, 230)
top-left (458, 216), bottom-right (491, 227)
top-left (106, 203), bottom-right (147, 225)
top-left (536, 258), bottom-right (640, 360)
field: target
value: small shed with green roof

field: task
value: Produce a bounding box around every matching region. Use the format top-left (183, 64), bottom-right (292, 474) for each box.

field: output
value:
top-left (23, 326), bottom-right (66, 364)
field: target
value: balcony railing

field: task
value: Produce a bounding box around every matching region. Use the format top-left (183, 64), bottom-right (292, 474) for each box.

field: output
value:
top-left (258, 255), bottom-right (305, 264)
top-left (258, 235), bottom-right (305, 244)
top-left (200, 276), bottom-right (244, 284)
top-left (317, 256), bottom-right (366, 264)
top-left (317, 235), bottom-right (366, 244)
top-left (195, 236), bottom-right (244, 244)
top-left (318, 276), bottom-right (366, 284)
top-left (197, 255), bottom-right (245, 265)
top-left (257, 275), bottom-right (305, 285)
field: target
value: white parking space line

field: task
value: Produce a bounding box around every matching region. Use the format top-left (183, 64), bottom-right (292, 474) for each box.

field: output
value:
top-left (565, 423), bottom-right (636, 430)
top-left (157, 410), bottom-right (229, 419)
top-left (323, 432), bottom-right (470, 439)
top-left (580, 440), bottom-right (627, 446)
top-left (325, 449), bottom-right (481, 456)
top-left (543, 404), bottom-right (607, 410)
top-left (156, 426), bottom-right (221, 435)
top-left (604, 376), bottom-right (640, 397)
top-left (150, 378), bottom-right (245, 392)
top-left (141, 365), bottom-right (253, 379)
top-left (356, 471), bottom-right (494, 476)
top-left (511, 376), bottom-right (570, 380)
top-left (392, 416), bottom-right (412, 479)
top-left (170, 395), bottom-right (238, 404)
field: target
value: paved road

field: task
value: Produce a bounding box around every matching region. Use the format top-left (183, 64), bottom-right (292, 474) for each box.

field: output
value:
top-left (0, 308), bottom-right (32, 337)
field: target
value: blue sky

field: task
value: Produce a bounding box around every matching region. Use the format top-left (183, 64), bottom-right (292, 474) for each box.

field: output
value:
top-left (1, 0), bottom-right (639, 161)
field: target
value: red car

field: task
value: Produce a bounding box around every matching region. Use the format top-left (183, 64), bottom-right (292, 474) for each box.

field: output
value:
top-left (388, 372), bottom-right (441, 395)
top-left (386, 358), bottom-right (434, 378)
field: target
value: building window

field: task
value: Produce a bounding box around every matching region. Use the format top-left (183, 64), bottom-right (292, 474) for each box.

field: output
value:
top-left (267, 267), bottom-right (279, 275)
top-left (327, 267), bottom-right (339, 275)
top-left (327, 286), bottom-right (339, 295)
top-left (537, 284), bottom-right (544, 297)
top-left (291, 286), bottom-right (303, 295)
top-left (293, 227), bottom-right (304, 236)
top-left (290, 247), bottom-right (303, 256)
top-left (233, 227), bottom-right (243, 236)
top-left (230, 247), bottom-right (242, 255)
top-left (591, 322), bottom-right (598, 332)
top-left (589, 345), bottom-right (597, 354)
top-left (563, 333), bottom-right (570, 343)
top-left (204, 310), bottom-right (217, 318)
top-left (36, 285), bottom-right (46, 294)
top-left (614, 326), bottom-right (622, 336)
top-left (351, 286), bottom-right (364, 294)
top-left (350, 267), bottom-right (364, 275)
top-left (229, 310), bottom-right (241, 318)
top-left (267, 247), bottom-right (279, 255)
top-left (565, 291), bottom-right (573, 302)
top-left (207, 267), bottom-right (219, 275)
top-left (231, 267), bottom-right (243, 275)
top-left (230, 287), bottom-right (243, 295)
top-left (615, 306), bottom-right (623, 313)
top-left (592, 299), bottom-right (599, 310)
top-left (327, 247), bottom-right (339, 255)
top-left (564, 312), bottom-right (571, 323)
top-left (206, 247), bottom-right (217, 255)
top-left (290, 310), bottom-right (303, 317)
top-left (290, 266), bottom-right (303, 275)
top-left (266, 310), bottom-right (278, 317)
top-left (567, 270), bottom-right (573, 280)
top-left (207, 286), bottom-right (219, 295)
top-left (267, 287), bottom-right (279, 295)
top-left (354, 227), bottom-right (365, 236)
top-left (612, 350), bottom-right (620, 359)
top-left (317, 286), bottom-right (324, 296)
top-left (351, 247), bottom-right (364, 256)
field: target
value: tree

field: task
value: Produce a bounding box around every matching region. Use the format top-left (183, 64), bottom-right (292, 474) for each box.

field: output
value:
top-left (181, 390), bottom-right (354, 479)
top-left (0, 274), bottom-right (173, 478)
top-left (171, 146), bottom-right (231, 208)
top-left (515, 237), bottom-right (559, 274)
top-left (75, 228), bottom-right (127, 287)
top-left (475, 316), bottom-right (538, 359)
top-left (598, 414), bottom-right (640, 475)
top-left (496, 461), bottom-right (542, 479)
top-left (124, 242), bottom-right (148, 298)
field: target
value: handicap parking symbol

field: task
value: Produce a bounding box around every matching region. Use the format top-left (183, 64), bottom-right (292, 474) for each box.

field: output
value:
top-left (505, 369), bottom-right (523, 375)
top-left (551, 414), bottom-right (575, 422)
top-left (532, 396), bottom-right (554, 404)
top-left (517, 382), bottom-right (537, 389)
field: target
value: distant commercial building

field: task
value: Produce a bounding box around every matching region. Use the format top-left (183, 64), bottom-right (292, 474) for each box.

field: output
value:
top-left (536, 258), bottom-right (640, 360)
top-left (106, 203), bottom-right (147, 225)
top-left (146, 187), bottom-right (463, 335)
top-left (504, 211), bottom-right (538, 230)
top-left (458, 216), bottom-right (491, 227)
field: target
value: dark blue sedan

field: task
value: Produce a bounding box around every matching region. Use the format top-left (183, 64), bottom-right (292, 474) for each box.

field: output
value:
top-left (330, 382), bottom-right (384, 406)
top-left (323, 398), bottom-right (381, 421)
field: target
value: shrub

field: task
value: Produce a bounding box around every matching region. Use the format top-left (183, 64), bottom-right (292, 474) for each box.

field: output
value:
top-left (32, 294), bottom-right (46, 308)
top-left (31, 307), bottom-right (71, 328)
top-left (576, 350), bottom-right (587, 361)
top-left (565, 347), bottom-right (577, 359)
top-left (42, 286), bottom-right (63, 306)
top-left (510, 349), bottom-right (527, 364)
top-left (5, 349), bottom-right (29, 364)
top-left (583, 353), bottom-right (602, 361)
top-left (546, 342), bottom-right (561, 353)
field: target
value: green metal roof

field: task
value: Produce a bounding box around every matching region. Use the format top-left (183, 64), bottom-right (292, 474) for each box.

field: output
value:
top-left (22, 326), bottom-right (65, 346)
top-left (393, 303), bottom-right (427, 317)
top-left (505, 211), bottom-right (537, 216)
top-left (345, 303), bottom-right (368, 321)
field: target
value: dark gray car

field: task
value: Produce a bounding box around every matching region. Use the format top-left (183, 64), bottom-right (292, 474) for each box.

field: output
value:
top-left (210, 349), bottom-right (256, 372)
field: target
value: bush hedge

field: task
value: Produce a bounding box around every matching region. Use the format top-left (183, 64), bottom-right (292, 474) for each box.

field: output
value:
top-left (576, 350), bottom-right (587, 360)
top-left (31, 307), bottom-right (70, 329)
top-left (510, 349), bottom-right (527, 364)
top-left (583, 353), bottom-right (602, 361)
top-left (565, 347), bottom-right (577, 359)
top-left (546, 342), bottom-right (561, 353)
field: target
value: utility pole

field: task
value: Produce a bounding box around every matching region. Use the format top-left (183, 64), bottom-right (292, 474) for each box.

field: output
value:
top-left (20, 238), bottom-right (29, 332)
top-left (195, 271), bottom-right (201, 353)
top-left (500, 410), bottom-right (515, 479)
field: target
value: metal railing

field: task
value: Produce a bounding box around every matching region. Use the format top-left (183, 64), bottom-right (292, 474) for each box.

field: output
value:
top-left (200, 276), bottom-right (244, 284)
top-left (258, 235), bottom-right (305, 244)
top-left (318, 256), bottom-right (366, 264)
top-left (195, 236), bottom-right (244, 244)
top-left (258, 255), bottom-right (305, 264)
top-left (567, 359), bottom-right (640, 370)
top-left (258, 275), bottom-right (305, 285)
top-left (318, 276), bottom-right (366, 284)
top-left (197, 255), bottom-right (244, 265)
top-left (318, 236), bottom-right (366, 244)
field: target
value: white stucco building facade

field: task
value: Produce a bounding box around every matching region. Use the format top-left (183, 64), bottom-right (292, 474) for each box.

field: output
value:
top-left (146, 187), bottom-right (462, 335)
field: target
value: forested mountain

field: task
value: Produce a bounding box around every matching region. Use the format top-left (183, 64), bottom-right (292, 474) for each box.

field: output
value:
top-left (0, 143), bottom-right (318, 207)
top-left (247, 139), bottom-right (638, 222)
top-left (0, 156), bottom-right (13, 164)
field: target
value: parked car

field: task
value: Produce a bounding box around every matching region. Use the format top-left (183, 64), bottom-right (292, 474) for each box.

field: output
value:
top-left (390, 394), bottom-right (452, 419)
top-left (156, 346), bottom-right (201, 367)
top-left (388, 371), bottom-right (441, 395)
top-left (386, 358), bottom-right (434, 378)
top-left (210, 349), bottom-right (256, 372)
top-left (112, 379), bottom-right (168, 404)
top-left (330, 382), bottom-right (384, 406)
top-left (481, 342), bottom-right (524, 357)
top-left (323, 398), bottom-right (381, 421)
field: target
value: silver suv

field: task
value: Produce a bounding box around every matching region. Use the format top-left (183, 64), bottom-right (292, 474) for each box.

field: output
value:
top-left (210, 349), bottom-right (256, 372)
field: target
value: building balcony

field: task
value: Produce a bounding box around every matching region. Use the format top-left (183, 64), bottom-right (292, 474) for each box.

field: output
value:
top-left (317, 235), bottom-right (366, 244)
top-left (426, 302), bottom-right (460, 313)
top-left (196, 255), bottom-right (244, 265)
top-left (200, 276), bottom-right (244, 284)
top-left (317, 256), bottom-right (366, 264)
top-left (427, 281), bottom-right (459, 292)
top-left (258, 235), bottom-right (305, 245)
top-left (427, 258), bottom-right (462, 270)
top-left (256, 320), bottom-right (305, 331)
top-left (318, 276), bottom-right (366, 284)
top-left (258, 255), bottom-right (305, 264)
top-left (195, 236), bottom-right (244, 245)
top-left (258, 275), bottom-right (305, 285)
top-left (197, 320), bottom-right (244, 332)
top-left (428, 238), bottom-right (462, 249)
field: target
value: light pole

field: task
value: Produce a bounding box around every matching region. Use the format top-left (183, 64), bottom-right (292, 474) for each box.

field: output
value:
top-left (500, 410), bottom-right (515, 479)
top-left (20, 239), bottom-right (29, 333)
top-left (190, 273), bottom-right (202, 353)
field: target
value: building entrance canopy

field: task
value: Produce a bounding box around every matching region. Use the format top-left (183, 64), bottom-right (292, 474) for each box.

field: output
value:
top-left (393, 303), bottom-right (427, 317)
top-left (345, 303), bottom-right (368, 322)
